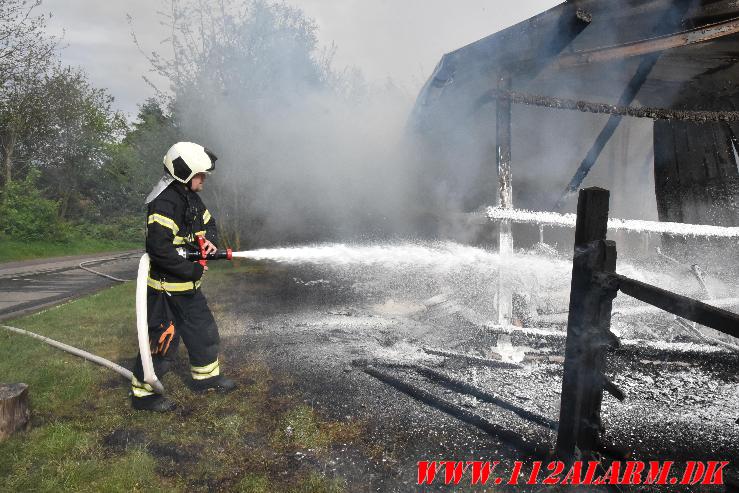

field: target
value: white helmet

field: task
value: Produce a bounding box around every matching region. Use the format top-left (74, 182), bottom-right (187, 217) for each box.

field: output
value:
top-left (163, 142), bottom-right (217, 183)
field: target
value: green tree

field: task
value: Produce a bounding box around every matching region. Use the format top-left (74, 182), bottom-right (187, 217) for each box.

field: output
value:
top-left (0, 0), bottom-right (56, 188)
top-left (32, 66), bottom-right (127, 219)
top-left (98, 99), bottom-right (179, 217)
top-left (0, 168), bottom-right (62, 240)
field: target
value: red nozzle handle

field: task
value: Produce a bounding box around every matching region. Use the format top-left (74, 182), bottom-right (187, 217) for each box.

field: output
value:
top-left (196, 235), bottom-right (207, 266)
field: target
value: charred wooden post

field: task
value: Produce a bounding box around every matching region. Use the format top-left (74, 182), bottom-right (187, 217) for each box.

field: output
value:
top-left (0, 383), bottom-right (30, 441)
top-left (555, 187), bottom-right (619, 461)
top-left (497, 74), bottom-right (513, 325)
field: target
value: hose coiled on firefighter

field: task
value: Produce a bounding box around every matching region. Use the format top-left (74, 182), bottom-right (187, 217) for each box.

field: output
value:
top-left (136, 254), bottom-right (165, 394)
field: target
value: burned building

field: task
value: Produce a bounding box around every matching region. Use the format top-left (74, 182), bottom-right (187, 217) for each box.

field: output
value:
top-left (411, 0), bottom-right (739, 233)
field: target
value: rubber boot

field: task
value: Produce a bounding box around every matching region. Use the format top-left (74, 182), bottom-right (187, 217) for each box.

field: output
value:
top-left (131, 394), bottom-right (177, 412)
top-left (190, 375), bottom-right (237, 393)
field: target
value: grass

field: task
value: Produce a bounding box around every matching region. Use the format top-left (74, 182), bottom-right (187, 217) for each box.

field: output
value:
top-left (0, 278), bottom-right (356, 492)
top-left (0, 239), bottom-right (140, 263)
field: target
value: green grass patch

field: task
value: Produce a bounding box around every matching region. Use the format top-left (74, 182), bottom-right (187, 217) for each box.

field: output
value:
top-left (293, 473), bottom-right (346, 493)
top-left (273, 405), bottom-right (360, 453)
top-left (0, 239), bottom-right (139, 263)
top-left (0, 279), bottom-right (353, 492)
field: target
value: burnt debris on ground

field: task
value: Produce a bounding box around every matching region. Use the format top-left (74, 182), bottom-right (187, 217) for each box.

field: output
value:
top-left (206, 246), bottom-right (739, 492)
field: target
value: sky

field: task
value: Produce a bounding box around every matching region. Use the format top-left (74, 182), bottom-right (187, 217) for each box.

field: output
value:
top-left (39, 0), bottom-right (561, 118)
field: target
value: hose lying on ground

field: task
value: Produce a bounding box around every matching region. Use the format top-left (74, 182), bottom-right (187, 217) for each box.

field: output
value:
top-left (0, 252), bottom-right (149, 386)
top-left (0, 324), bottom-right (133, 382)
top-left (78, 251), bottom-right (142, 282)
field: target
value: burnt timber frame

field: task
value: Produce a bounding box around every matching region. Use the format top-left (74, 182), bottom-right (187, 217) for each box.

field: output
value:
top-left (554, 55), bottom-right (660, 209)
top-left (553, 0), bottom-right (696, 210)
top-left (555, 187), bottom-right (739, 461)
top-left (496, 74), bottom-right (513, 325)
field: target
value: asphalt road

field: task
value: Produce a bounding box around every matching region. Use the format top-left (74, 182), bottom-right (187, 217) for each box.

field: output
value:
top-left (0, 251), bottom-right (141, 322)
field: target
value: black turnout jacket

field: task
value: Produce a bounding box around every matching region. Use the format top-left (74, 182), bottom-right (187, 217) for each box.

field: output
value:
top-left (146, 182), bottom-right (218, 294)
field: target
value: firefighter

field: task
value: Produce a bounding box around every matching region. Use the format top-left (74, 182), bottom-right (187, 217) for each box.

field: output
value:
top-left (131, 142), bottom-right (236, 412)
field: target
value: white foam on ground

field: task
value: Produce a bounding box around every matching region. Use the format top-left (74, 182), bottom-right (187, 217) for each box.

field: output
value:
top-left (232, 241), bottom-right (737, 350)
top-left (620, 339), bottom-right (733, 353)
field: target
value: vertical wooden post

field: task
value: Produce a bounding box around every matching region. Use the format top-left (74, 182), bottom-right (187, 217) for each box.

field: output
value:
top-left (496, 74), bottom-right (513, 325)
top-left (555, 187), bottom-right (618, 460)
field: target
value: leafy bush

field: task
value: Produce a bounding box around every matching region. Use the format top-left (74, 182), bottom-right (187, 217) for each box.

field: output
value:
top-left (0, 170), bottom-right (64, 241)
top-left (0, 170), bottom-right (144, 245)
top-left (75, 215), bottom-right (144, 242)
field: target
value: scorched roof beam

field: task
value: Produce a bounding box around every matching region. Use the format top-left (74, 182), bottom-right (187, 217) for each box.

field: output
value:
top-left (556, 15), bottom-right (739, 69)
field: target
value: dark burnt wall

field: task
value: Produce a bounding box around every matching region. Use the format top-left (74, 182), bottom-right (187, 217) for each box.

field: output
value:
top-left (654, 120), bottom-right (739, 227)
top-left (653, 74), bottom-right (739, 228)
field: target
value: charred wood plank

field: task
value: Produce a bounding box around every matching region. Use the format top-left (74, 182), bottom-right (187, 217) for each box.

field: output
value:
top-left (597, 272), bottom-right (739, 339)
top-left (482, 89), bottom-right (739, 123)
top-left (556, 16), bottom-right (739, 68)
top-left (363, 365), bottom-right (549, 458)
top-left (409, 364), bottom-right (558, 431)
top-left (422, 347), bottom-right (523, 369)
top-left (485, 324), bottom-right (567, 341)
top-left (603, 376), bottom-right (626, 402)
top-left (574, 187), bottom-right (610, 245)
top-left (687, 1), bottom-right (739, 27)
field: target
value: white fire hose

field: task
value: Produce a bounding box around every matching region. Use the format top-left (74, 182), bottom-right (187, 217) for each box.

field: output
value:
top-left (0, 324), bottom-right (134, 381)
top-left (136, 254), bottom-right (164, 394)
top-left (0, 253), bottom-right (164, 393)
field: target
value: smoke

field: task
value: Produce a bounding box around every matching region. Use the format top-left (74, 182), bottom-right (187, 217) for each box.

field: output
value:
top-left (154, 0), bottom-right (737, 262)
top-left (162, 1), bottom-right (428, 247)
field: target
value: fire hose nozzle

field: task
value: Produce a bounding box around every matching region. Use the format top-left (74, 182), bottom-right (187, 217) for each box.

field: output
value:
top-left (185, 248), bottom-right (232, 262)
top-left (189, 235), bottom-right (232, 264)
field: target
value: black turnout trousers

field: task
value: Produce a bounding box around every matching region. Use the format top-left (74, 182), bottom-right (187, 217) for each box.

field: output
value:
top-left (133, 287), bottom-right (220, 383)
